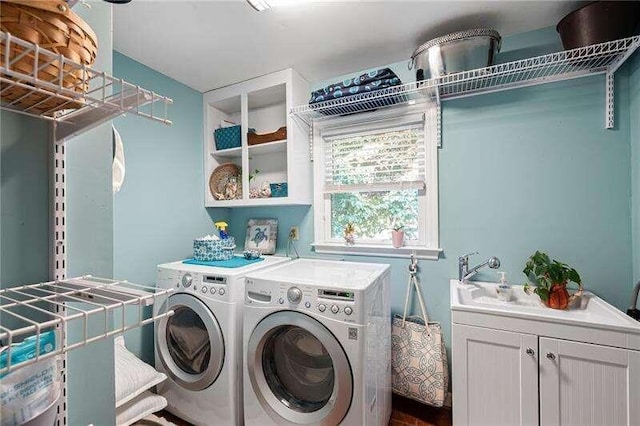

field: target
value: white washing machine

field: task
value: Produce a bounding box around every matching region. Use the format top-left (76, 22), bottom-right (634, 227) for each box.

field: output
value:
top-left (154, 256), bottom-right (290, 425)
top-left (242, 259), bottom-right (391, 426)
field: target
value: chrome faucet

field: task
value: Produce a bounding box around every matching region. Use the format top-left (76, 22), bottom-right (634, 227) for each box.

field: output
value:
top-left (458, 252), bottom-right (501, 282)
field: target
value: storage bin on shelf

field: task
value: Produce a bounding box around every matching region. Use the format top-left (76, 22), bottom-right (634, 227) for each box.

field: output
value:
top-left (0, 0), bottom-right (98, 113)
top-left (270, 182), bottom-right (288, 198)
top-left (214, 125), bottom-right (241, 150)
top-left (248, 126), bottom-right (287, 146)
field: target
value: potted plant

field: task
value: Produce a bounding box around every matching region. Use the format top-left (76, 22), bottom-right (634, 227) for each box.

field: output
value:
top-left (343, 223), bottom-right (355, 246)
top-left (391, 224), bottom-right (404, 248)
top-left (523, 250), bottom-right (583, 310)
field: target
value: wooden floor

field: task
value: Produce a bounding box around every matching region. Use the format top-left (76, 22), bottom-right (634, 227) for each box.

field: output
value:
top-left (144, 395), bottom-right (452, 426)
top-left (389, 395), bottom-right (452, 426)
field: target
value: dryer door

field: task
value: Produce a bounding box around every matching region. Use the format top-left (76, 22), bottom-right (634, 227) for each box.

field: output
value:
top-left (247, 311), bottom-right (353, 425)
top-left (156, 293), bottom-right (224, 391)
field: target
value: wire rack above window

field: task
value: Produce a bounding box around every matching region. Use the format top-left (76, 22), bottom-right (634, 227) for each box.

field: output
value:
top-left (1, 31), bottom-right (173, 140)
top-left (0, 276), bottom-right (174, 375)
top-left (290, 36), bottom-right (640, 130)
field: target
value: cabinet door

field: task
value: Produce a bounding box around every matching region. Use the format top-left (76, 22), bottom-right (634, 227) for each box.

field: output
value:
top-left (539, 337), bottom-right (640, 426)
top-left (452, 324), bottom-right (539, 426)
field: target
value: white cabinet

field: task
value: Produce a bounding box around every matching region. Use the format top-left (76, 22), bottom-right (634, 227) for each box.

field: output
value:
top-left (452, 325), bottom-right (538, 426)
top-left (452, 325), bottom-right (640, 426)
top-left (203, 68), bottom-right (312, 207)
top-left (539, 338), bottom-right (640, 426)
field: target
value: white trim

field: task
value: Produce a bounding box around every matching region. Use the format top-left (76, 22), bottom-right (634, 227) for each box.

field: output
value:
top-left (312, 103), bottom-right (440, 257)
top-left (312, 243), bottom-right (442, 260)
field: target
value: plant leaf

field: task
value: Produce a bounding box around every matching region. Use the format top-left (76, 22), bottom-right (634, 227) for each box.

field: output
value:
top-left (535, 287), bottom-right (549, 302)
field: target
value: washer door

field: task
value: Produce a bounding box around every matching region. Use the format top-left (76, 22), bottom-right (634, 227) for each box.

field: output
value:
top-left (247, 311), bottom-right (353, 425)
top-left (156, 293), bottom-right (224, 391)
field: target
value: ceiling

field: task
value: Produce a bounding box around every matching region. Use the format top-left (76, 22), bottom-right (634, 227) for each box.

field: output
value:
top-left (113, 0), bottom-right (583, 93)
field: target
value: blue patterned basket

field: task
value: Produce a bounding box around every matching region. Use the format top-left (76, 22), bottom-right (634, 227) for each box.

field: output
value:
top-left (214, 125), bottom-right (241, 150)
top-left (270, 182), bottom-right (288, 198)
top-left (193, 237), bottom-right (236, 261)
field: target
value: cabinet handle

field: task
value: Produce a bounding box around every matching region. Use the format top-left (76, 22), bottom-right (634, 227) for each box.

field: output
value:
top-left (526, 348), bottom-right (535, 356)
top-left (546, 352), bottom-right (556, 360)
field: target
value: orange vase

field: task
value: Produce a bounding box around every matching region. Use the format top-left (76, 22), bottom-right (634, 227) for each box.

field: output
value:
top-left (546, 283), bottom-right (570, 310)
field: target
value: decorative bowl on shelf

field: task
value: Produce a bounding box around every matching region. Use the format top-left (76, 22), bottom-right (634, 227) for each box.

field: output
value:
top-left (209, 163), bottom-right (241, 200)
top-left (410, 28), bottom-right (502, 81)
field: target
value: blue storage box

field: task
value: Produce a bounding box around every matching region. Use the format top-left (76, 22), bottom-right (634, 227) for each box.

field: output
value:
top-left (214, 125), bottom-right (241, 150)
top-left (270, 182), bottom-right (288, 198)
top-left (193, 236), bottom-right (236, 261)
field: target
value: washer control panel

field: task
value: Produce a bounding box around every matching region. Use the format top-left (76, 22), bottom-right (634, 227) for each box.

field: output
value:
top-left (159, 269), bottom-right (230, 301)
top-left (245, 278), bottom-right (359, 322)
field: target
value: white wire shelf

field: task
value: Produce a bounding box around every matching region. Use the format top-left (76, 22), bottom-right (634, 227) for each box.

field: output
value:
top-left (0, 276), bottom-right (174, 375)
top-left (290, 36), bottom-right (640, 129)
top-left (1, 31), bottom-right (173, 140)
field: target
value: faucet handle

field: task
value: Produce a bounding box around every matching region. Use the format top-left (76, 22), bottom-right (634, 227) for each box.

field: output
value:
top-left (459, 251), bottom-right (478, 261)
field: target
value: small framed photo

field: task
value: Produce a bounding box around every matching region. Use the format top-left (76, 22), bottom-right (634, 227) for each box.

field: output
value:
top-left (245, 219), bottom-right (278, 254)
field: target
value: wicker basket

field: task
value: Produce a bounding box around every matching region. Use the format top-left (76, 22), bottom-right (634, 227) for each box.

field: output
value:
top-left (0, 0), bottom-right (98, 114)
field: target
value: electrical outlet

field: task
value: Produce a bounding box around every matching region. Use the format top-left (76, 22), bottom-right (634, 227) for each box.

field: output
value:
top-left (289, 226), bottom-right (299, 240)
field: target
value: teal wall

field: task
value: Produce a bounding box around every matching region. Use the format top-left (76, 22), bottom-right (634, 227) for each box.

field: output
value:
top-left (630, 53), bottom-right (640, 285)
top-left (112, 52), bottom-right (226, 362)
top-left (1, 113), bottom-right (49, 288)
top-left (224, 28), bottom-right (635, 369)
top-left (65, 3), bottom-right (116, 425)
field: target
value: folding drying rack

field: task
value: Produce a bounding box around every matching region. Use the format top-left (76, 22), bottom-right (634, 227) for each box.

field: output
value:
top-left (1, 30), bottom-right (175, 425)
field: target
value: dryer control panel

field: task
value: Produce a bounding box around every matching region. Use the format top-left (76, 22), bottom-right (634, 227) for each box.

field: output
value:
top-left (158, 269), bottom-right (232, 302)
top-left (245, 278), bottom-right (363, 324)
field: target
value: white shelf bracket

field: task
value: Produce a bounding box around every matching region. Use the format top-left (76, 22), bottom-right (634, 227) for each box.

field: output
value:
top-left (49, 122), bottom-right (68, 426)
top-left (309, 121), bottom-right (314, 163)
top-left (434, 89), bottom-right (442, 149)
top-left (605, 72), bottom-right (615, 129)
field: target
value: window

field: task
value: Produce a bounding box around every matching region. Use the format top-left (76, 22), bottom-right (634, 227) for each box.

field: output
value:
top-left (312, 105), bottom-right (441, 259)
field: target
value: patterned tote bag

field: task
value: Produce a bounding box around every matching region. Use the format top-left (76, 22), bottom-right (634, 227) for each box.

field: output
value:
top-left (391, 270), bottom-right (448, 407)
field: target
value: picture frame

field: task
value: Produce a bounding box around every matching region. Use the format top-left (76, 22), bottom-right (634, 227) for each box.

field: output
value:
top-left (245, 219), bottom-right (278, 254)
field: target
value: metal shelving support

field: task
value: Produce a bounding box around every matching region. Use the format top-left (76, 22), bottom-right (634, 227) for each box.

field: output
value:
top-left (1, 31), bottom-right (173, 140)
top-left (0, 276), bottom-right (174, 375)
top-left (1, 30), bottom-right (175, 425)
top-left (290, 36), bottom-right (640, 143)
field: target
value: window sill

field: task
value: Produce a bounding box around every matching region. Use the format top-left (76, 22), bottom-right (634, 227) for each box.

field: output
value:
top-left (312, 243), bottom-right (442, 260)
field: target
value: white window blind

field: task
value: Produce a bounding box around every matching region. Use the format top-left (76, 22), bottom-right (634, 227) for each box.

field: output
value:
top-left (323, 124), bottom-right (426, 194)
top-left (312, 103), bottom-right (441, 259)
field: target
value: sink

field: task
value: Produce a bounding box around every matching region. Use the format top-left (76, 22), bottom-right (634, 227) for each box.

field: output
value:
top-left (451, 279), bottom-right (640, 336)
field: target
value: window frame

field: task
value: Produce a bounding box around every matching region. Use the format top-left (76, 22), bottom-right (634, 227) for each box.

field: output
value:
top-left (311, 104), bottom-right (441, 260)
